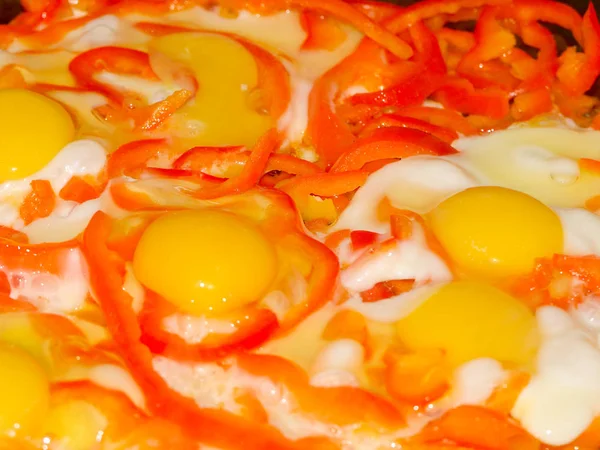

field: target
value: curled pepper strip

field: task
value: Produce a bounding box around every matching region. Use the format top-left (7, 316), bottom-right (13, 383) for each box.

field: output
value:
top-left (330, 127), bottom-right (458, 173)
top-left (82, 211), bottom-right (335, 450)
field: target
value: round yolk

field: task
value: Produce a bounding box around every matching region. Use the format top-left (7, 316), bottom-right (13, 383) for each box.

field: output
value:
top-left (429, 186), bottom-right (563, 279)
top-left (132, 210), bottom-right (278, 316)
top-left (0, 344), bottom-right (50, 435)
top-left (396, 281), bottom-right (538, 366)
top-left (0, 89), bottom-right (75, 181)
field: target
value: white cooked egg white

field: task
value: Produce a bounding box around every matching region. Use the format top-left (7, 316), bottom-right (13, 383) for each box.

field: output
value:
top-left (0, 139), bottom-right (107, 243)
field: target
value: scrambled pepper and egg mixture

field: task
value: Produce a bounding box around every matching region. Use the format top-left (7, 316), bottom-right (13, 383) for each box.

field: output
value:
top-left (0, 0), bottom-right (600, 449)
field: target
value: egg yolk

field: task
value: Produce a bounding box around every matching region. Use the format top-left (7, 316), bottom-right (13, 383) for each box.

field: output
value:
top-left (133, 210), bottom-right (278, 316)
top-left (44, 401), bottom-right (105, 449)
top-left (0, 344), bottom-right (50, 435)
top-left (429, 186), bottom-right (563, 279)
top-left (0, 89), bottom-right (75, 181)
top-left (396, 281), bottom-right (538, 366)
top-left (149, 33), bottom-right (273, 147)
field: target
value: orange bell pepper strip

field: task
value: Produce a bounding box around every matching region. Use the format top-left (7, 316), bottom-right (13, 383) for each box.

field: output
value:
top-left (174, 147), bottom-right (322, 178)
top-left (384, 0), bottom-right (511, 34)
top-left (397, 105), bottom-right (479, 135)
top-left (236, 352), bottom-right (406, 429)
top-left (384, 348), bottom-right (450, 405)
top-left (289, 0), bottom-right (413, 58)
top-left (360, 114), bottom-right (459, 143)
top-left (349, 21), bottom-right (446, 108)
top-left (433, 77), bottom-right (510, 119)
top-left (510, 88), bottom-right (553, 121)
top-left (191, 128), bottom-right (281, 199)
top-left (330, 127), bottom-right (458, 173)
top-left (82, 212), bottom-right (330, 450)
top-left (278, 171), bottom-right (369, 199)
top-left (300, 10), bottom-right (347, 51)
top-left (322, 309), bottom-right (369, 345)
top-left (418, 405), bottom-right (538, 450)
top-left (359, 279), bottom-right (415, 303)
top-left (59, 175), bottom-right (106, 203)
top-left (497, 0), bottom-right (583, 43)
top-left (556, 3), bottom-right (600, 96)
top-left (107, 139), bottom-right (173, 179)
top-left (138, 291), bottom-right (279, 362)
top-left (20, 179), bottom-right (56, 225)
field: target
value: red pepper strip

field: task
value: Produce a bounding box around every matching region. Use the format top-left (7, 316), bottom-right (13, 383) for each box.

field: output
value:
top-left (398, 105), bottom-right (479, 135)
top-left (278, 171), bottom-right (368, 200)
top-left (437, 28), bottom-right (475, 53)
top-left (300, 10), bottom-right (347, 51)
top-left (236, 352), bottom-right (406, 429)
top-left (82, 212), bottom-right (326, 450)
top-left (131, 89), bottom-right (193, 131)
top-left (384, 0), bottom-right (511, 34)
top-left (0, 64), bottom-right (27, 89)
top-left (456, 7), bottom-right (518, 90)
top-left (174, 147), bottom-right (322, 177)
top-left (330, 127), bottom-right (457, 173)
top-left (69, 46), bottom-right (159, 104)
top-left (107, 139), bottom-right (172, 178)
top-left (138, 291), bottom-right (279, 361)
top-left (360, 279), bottom-right (415, 303)
top-left (20, 179), bottom-right (56, 225)
top-left (239, 38), bottom-right (291, 120)
top-left (345, 0), bottom-right (402, 23)
top-left (360, 114), bottom-right (459, 143)
top-left (417, 405), bottom-right (539, 450)
top-left (433, 77), bottom-right (510, 119)
top-left (349, 21), bottom-right (446, 107)
top-left (556, 3), bottom-right (600, 96)
top-left (288, 0), bottom-right (413, 58)
top-left (274, 232), bottom-right (340, 331)
top-left (0, 235), bottom-right (79, 276)
top-left (59, 175), bottom-right (106, 203)
top-left (307, 72), bottom-right (358, 168)
top-left (191, 128), bottom-right (280, 199)
top-left (514, 20), bottom-right (557, 92)
top-left (498, 0), bottom-right (583, 43)
top-left (510, 87), bottom-right (553, 121)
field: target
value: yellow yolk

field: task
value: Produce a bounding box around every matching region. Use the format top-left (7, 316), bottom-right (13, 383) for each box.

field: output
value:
top-left (44, 401), bottom-right (106, 450)
top-left (396, 281), bottom-right (538, 366)
top-left (133, 210), bottom-right (278, 316)
top-left (0, 89), bottom-right (75, 181)
top-left (0, 344), bottom-right (50, 436)
top-left (149, 33), bottom-right (273, 147)
top-left (429, 186), bottom-right (563, 279)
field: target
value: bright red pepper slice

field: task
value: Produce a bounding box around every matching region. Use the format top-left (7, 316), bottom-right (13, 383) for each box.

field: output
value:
top-left (330, 127), bottom-right (458, 173)
top-left (434, 77), bottom-right (510, 119)
top-left (360, 114), bottom-right (458, 143)
top-left (349, 21), bottom-right (446, 108)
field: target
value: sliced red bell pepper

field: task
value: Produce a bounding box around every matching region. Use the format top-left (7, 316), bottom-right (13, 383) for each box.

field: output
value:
top-left (433, 77), bottom-right (510, 119)
top-left (556, 3), bottom-right (600, 96)
top-left (107, 139), bottom-right (174, 179)
top-left (361, 114), bottom-right (458, 143)
top-left (416, 405), bottom-right (538, 450)
top-left (69, 46), bottom-right (159, 104)
top-left (397, 105), bottom-right (479, 135)
top-left (235, 352), bottom-right (406, 429)
top-left (350, 21), bottom-right (446, 108)
top-left (330, 127), bottom-right (458, 173)
top-left (20, 179), bottom-right (56, 225)
top-left (300, 10), bottom-right (347, 51)
top-left (138, 291), bottom-right (279, 361)
top-left (174, 146), bottom-right (322, 178)
top-left (498, 0), bottom-right (583, 43)
top-left (82, 211), bottom-right (334, 450)
top-left (510, 87), bottom-right (553, 121)
top-left (59, 175), bottom-right (106, 203)
top-left (384, 0), bottom-right (511, 34)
